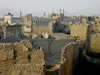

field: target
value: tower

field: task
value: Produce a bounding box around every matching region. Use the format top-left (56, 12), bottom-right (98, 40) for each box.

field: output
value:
top-left (59, 9), bottom-right (61, 14)
top-left (20, 11), bottom-right (22, 19)
top-left (59, 9), bottom-right (64, 22)
top-left (20, 11), bottom-right (23, 23)
top-left (43, 12), bottom-right (46, 17)
top-left (63, 9), bottom-right (64, 15)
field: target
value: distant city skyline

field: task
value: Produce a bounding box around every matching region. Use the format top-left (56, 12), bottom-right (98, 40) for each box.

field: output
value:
top-left (0, 0), bottom-right (100, 17)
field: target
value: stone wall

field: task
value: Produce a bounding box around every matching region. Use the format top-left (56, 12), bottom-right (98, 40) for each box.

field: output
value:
top-left (70, 24), bottom-right (88, 40)
top-left (60, 42), bottom-right (79, 75)
top-left (32, 25), bottom-right (50, 34)
top-left (32, 21), bottom-right (57, 35)
top-left (45, 42), bottom-right (80, 75)
top-left (90, 33), bottom-right (100, 53)
top-left (0, 40), bottom-right (45, 75)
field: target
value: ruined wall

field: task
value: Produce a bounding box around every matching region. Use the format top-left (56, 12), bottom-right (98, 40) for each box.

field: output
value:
top-left (45, 42), bottom-right (80, 75)
top-left (60, 42), bottom-right (79, 75)
top-left (0, 40), bottom-right (45, 75)
top-left (90, 33), bottom-right (100, 53)
top-left (70, 24), bottom-right (88, 40)
top-left (6, 25), bottom-right (22, 38)
top-left (0, 39), bottom-right (80, 75)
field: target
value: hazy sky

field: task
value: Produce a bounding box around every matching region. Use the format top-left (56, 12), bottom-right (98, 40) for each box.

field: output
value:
top-left (0, 0), bottom-right (100, 16)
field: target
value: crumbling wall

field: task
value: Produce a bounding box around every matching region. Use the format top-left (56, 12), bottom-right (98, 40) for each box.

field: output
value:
top-left (0, 39), bottom-right (80, 75)
top-left (0, 40), bottom-right (45, 75)
top-left (60, 42), bottom-right (79, 75)
top-left (45, 42), bottom-right (79, 75)
top-left (70, 24), bottom-right (88, 40)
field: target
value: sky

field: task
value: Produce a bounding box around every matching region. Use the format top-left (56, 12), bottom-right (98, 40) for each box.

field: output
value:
top-left (0, 0), bottom-right (100, 16)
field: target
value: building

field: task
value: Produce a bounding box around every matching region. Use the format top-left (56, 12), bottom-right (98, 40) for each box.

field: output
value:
top-left (4, 12), bottom-right (22, 25)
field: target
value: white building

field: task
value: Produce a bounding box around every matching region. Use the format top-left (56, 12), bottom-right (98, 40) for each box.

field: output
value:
top-left (4, 13), bottom-right (21, 25)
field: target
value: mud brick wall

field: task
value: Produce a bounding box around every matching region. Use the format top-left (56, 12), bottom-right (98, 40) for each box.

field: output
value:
top-left (0, 40), bottom-right (45, 75)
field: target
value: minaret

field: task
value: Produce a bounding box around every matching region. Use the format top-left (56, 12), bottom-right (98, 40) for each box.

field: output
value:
top-left (20, 11), bottom-right (22, 19)
top-left (63, 9), bottom-right (64, 14)
top-left (52, 11), bottom-right (54, 13)
top-left (43, 12), bottom-right (46, 17)
top-left (59, 9), bottom-right (61, 14)
top-left (20, 11), bottom-right (22, 22)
